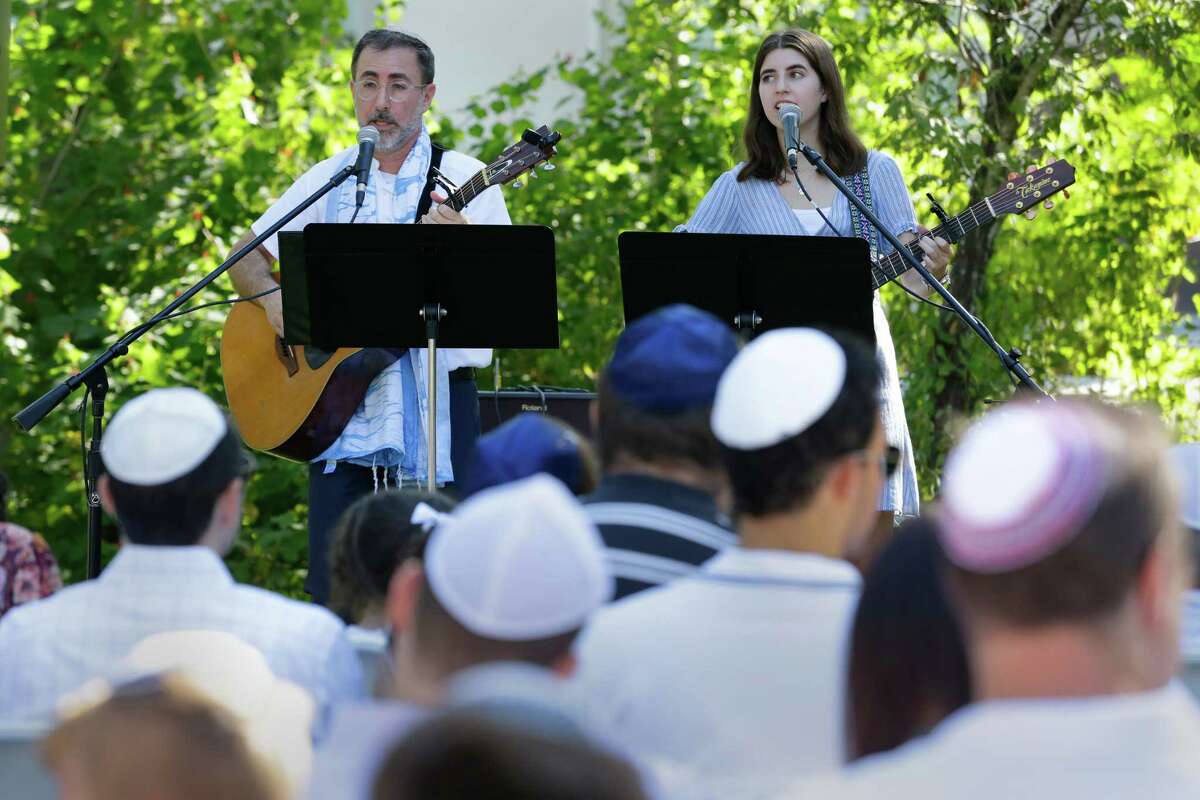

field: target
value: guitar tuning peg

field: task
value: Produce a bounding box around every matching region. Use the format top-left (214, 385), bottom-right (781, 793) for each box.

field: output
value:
top-left (512, 180), bottom-right (523, 189)
top-left (542, 162), bottom-right (556, 171)
top-left (529, 169), bottom-right (538, 179)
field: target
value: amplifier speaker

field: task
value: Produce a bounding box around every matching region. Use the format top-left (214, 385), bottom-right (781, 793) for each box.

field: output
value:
top-left (477, 389), bottom-right (596, 439)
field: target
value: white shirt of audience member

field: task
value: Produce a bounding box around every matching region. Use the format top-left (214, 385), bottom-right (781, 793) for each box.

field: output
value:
top-left (0, 545), bottom-right (363, 723)
top-left (573, 546), bottom-right (860, 792)
top-left (786, 682), bottom-right (1200, 800)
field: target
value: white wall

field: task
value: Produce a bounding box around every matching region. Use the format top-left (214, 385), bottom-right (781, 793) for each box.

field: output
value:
top-left (348, 0), bottom-right (615, 128)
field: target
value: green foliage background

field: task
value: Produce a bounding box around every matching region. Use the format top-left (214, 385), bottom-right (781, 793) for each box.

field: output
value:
top-left (2, 0), bottom-right (1197, 595)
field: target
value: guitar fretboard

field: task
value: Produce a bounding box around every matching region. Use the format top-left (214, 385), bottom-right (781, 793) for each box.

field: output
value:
top-left (870, 197), bottom-right (997, 290)
top-left (444, 171), bottom-right (493, 213)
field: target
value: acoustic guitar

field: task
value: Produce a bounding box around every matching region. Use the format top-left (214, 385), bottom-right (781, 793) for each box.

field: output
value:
top-left (221, 126), bottom-right (562, 462)
top-left (868, 160), bottom-right (1075, 290)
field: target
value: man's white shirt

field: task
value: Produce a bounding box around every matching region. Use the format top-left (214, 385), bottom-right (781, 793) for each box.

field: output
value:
top-left (0, 545), bottom-right (363, 722)
top-left (572, 546), bottom-right (861, 793)
top-left (787, 683), bottom-right (1200, 800)
top-left (251, 143), bottom-right (511, 372)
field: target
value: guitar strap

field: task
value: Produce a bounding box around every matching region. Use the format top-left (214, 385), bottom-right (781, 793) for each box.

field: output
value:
top-left (845, 165), bottom-right (879, 263)
top-left (415, 143), bottom-right (446, 220)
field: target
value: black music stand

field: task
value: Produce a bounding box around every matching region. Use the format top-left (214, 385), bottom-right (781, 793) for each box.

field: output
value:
top-left (279, 223), bottom-right (559, 489)
top-left (617, 231), bottom-right (875, 345)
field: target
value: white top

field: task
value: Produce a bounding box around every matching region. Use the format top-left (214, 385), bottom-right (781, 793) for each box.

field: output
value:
top-left (0, 545), bottom-right (363, 722)
top-left (788, 683), bottom-right (1200, 800)
top-left (572, 547), bottom-right (860, 791)
top-left (791, 207), bottom-right (831, 235)
top-left (1183, 590), bottom-right (1200, 662)
top-left (305, 700), bottom-right (427, 800)
top-left (251, 143), bottom-right (511, 372)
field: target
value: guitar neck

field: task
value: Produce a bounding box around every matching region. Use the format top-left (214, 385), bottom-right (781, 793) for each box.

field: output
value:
top-left (443, 171), bottom-right (492, 213)
top-left (870, 197), bottom-right (999, 290)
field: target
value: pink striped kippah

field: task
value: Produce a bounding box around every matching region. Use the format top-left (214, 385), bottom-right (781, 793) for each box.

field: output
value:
top-left (938, 403), bottom-right (1111, 574)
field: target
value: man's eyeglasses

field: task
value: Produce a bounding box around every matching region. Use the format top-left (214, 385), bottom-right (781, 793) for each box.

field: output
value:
top-left (353, 78), bottom-right (427, 103)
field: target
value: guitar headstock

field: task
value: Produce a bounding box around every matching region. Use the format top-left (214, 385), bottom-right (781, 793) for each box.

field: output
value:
top-left (481, 125), bottom-right (562, 189)
top-left (988, 159), bottom-right (1075, 217)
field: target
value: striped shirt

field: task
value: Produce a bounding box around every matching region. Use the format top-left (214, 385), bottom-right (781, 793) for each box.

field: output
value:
top-left (582, 473), bottom-right (737, 600)
top-left (678, 151), bottom-right (921, 515)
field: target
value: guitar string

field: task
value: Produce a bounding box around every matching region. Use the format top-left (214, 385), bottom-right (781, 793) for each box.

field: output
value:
top-left (445, 152), bottom-right (546, 211)
top-left (873, 182), bottom-right (1064, 285)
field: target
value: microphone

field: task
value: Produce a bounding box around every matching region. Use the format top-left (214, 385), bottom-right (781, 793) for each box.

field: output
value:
top-left (353, 125), bottom-right (380, 209)
top-left (778, 103), bottom-right (802, 169)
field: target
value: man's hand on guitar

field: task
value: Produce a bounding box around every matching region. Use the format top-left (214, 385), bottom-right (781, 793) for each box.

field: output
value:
top-left (261, 292), bottom-right (286, 339)
top-left (420, 191), bottom-right (471, 225)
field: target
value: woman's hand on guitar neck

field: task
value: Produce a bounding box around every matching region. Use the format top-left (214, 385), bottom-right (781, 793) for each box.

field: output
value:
top-left (896, 225), bottom-right (952, 297)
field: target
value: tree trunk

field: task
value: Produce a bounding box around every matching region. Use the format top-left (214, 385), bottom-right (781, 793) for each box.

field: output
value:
top-left (0, 0), bottom-right (11, 166)
top-left (926, 8), bottom-right (1022, 478)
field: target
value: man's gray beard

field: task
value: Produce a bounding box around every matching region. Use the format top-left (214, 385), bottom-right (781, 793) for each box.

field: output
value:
top-left (375, 118), bottom-right (421, 153)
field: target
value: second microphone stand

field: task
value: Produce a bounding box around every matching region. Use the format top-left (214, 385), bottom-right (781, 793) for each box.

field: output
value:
top-left (13, 165), bottom-right (357, 578)
top-left (788, 140), bottom-right (1049, 399)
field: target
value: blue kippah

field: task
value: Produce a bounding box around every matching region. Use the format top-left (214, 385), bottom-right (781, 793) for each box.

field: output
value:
top-left (462, 413), bottom-right (587, 498)
top-left (606, 304), bottom-right (739, 414)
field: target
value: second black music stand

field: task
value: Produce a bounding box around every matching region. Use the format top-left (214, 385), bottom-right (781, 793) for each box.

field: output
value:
top-left (617, 231), bottom-right (875, 345)
top-left (280, 223), bottom-right (559, 489)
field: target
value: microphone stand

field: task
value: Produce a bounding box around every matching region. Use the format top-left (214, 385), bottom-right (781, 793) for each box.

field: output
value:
top-left (13, 164), bottom-right (357, 579)
top-left (791, 138), bottom-right (1050, 399)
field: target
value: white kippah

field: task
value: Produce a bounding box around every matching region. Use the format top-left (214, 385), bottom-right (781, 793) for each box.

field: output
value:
top-left (711, 328), bottom-right (846, 450)
top-left (1172, 443), bottom-right (1200, 530)
top-left (101, 387), bottom-right (228, 486)
top-left (424, 474), bottom-right (612, 641)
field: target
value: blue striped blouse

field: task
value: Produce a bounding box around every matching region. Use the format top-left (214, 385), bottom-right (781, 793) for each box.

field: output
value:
top-left (678, 150), bottom-right (922, 516)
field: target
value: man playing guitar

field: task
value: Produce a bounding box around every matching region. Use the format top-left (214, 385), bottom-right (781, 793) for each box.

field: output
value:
top-left (226, 29), bottom-right (510, 605)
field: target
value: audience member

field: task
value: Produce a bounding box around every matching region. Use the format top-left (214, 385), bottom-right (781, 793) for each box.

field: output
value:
top-left (307, 474), bottom-right (611, 799)
top-left (845, 517), bottom-right (970, 761)
top-left (462, 413), bottom-right (599, 498)
top-left (114, 631), bottom-right (315, 795)
top-left (0, 468), bottom-right (62, 617)
top-left (42, 672), bottom-right (284, 800)
top-left (371, 710), bottom-right (648, 800)
top-left (328, 488), bottom-right (455, 628)
top-left (0, 388), bottom-right (362, 722)
top-left (802, 400), bottom-right (1200, 798)
top-left (328, 488), bottom-right (455, 694)
top-left (575, 327), bottom-right (886, 793)
top-left (583, 303), bottom-right (739, 599)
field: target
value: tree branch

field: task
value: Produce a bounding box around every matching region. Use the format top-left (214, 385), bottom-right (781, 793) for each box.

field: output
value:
top-left (33, 58), bottom-right (117, 212)
top-left (1009, 0), bottom-right (1091, 115)
top-left (906, 0), bottom-right (1044, 40)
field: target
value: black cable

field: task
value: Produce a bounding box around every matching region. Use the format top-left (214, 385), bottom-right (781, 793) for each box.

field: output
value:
top-left (119, 286), bottom-right (281, 342)
top-left (789, 164), bottom-right (955, 313)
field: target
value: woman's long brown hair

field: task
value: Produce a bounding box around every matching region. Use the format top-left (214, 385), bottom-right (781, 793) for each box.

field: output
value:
top-left (738, 29), bottom-right (867, 183)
